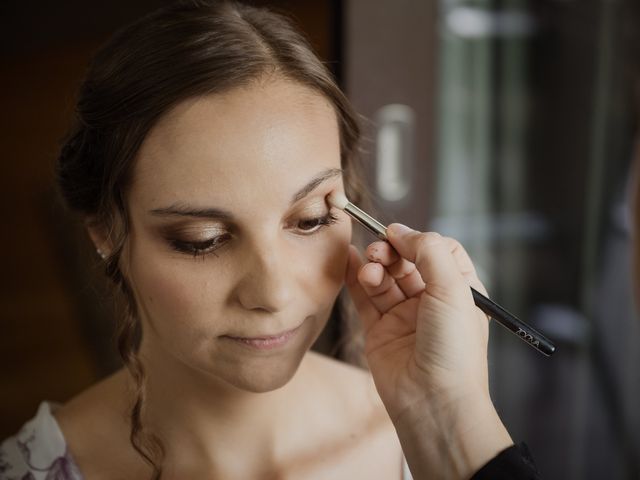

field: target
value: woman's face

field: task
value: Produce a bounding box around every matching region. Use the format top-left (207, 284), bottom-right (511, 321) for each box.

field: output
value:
top-left (121, 77), bottom-right (352, 393)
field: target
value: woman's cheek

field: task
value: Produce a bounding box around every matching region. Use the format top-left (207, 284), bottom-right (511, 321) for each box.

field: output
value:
top-left (326, 222), bottom-right (352, 283)
top-left (130, 254), bottom-right (227, 337)
top-left (303, 225), bottom-right (351, 299)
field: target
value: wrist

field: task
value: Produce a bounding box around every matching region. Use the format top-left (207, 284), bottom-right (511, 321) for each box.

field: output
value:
top-left (393, 389), bottom-right (513, 480)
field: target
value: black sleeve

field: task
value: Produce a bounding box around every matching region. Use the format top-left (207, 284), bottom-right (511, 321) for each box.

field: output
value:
top-left (470, 442), bottom-right (541, 480)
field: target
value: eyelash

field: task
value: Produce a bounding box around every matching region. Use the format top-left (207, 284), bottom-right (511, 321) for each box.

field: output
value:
top-left (169, 212), bottom-right (340, 259)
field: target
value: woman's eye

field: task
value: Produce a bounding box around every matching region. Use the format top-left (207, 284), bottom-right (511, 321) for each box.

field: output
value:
top-left (167, 213), bottom-right (339, 259)
top-left (296, 212), bottom-right (339, 234)
top-left (169, 234), bottom-right (231, 258)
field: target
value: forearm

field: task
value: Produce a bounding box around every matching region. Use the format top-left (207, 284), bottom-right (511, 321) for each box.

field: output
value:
top-left (393, 391), bottom-right (513, 480)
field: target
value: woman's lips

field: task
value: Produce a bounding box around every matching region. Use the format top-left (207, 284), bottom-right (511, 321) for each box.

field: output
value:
top-left (222, 324), bottom-right (302, 350)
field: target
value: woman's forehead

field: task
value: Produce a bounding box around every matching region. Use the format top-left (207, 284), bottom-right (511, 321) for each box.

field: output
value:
top-left (128, 79), bottom-right (341, 212)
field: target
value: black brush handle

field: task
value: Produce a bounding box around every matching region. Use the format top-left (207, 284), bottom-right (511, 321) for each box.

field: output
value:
top-left (471, 287), bottom-right (556, 356)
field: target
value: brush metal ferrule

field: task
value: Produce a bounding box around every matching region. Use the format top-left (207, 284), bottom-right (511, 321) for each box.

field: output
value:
top-left (343, 203), bottom-right (388, 241)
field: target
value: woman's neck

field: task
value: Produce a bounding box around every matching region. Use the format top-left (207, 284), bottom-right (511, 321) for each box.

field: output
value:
top-left (134, 342), bottom-right (321, 476)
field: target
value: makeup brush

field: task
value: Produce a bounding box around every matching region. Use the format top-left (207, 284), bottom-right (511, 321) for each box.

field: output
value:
top-left (327, 191), bottom-right (556, 357)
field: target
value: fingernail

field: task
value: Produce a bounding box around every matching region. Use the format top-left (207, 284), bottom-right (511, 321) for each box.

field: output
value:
top-left (388, 223), bottom-right (412, 236)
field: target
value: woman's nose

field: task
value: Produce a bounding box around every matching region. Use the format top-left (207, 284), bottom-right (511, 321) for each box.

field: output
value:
top-left (234, 238), bottom-right (296, 313)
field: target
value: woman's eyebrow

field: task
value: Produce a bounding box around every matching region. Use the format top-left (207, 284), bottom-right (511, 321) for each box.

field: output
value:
top-left (149, 203), bottom-right (234, 220)
top-left (290, 167), bottom-right (343, 204)
top-left (148, 167), bottom-right (343, 219)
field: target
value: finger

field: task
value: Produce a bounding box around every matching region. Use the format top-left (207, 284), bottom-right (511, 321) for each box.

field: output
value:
top-left (345, 245), bottom-right (381, 331)
top-left (366, 241), bottom-right (425, 298)
top-left (358, 261), bottom-right (385, 288)
top-left (357, 262), bottom-right (408, 313)
top-left (365, 241), bottom-right (400, 265)
top-left (387, 258), bottom-right (426, 299)
top-left (386, 224), bottom-right (469, 303)
top-left (443, 236), bottom-right (491, 322)
top-left (443, 237), bottom-right (488, 297)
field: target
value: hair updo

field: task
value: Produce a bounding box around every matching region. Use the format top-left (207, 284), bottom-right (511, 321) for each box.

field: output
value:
top-left (55, 1), bottom-right (368, 477)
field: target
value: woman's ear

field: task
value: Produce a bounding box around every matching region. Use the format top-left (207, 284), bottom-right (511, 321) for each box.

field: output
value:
top-left (84, 217), bottom-right (112, 259)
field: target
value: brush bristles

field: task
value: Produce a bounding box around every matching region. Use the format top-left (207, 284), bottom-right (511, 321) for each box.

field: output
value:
top-left (327, 191), bottom-right (350, 210)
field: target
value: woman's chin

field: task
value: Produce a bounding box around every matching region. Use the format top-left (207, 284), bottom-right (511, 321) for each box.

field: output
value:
top-left (203, 317), bottom-right (325, 393)
top-left (216, 353), bottom-right (307, 393)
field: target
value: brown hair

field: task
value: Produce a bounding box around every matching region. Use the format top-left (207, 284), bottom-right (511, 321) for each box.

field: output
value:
top-left (55, 1), bottom-right (369, 477)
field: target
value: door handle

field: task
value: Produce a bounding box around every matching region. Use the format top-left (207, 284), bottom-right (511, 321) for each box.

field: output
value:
top-left (375, 104), bottom-right (415, 203)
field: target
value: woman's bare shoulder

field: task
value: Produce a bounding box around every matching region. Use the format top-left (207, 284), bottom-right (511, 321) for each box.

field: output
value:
top-left (54, 368), bottom-right (129, 427)
top-left (306, 351), bottom-right (396, 439)
top-left (303, 352), bottom-right (404, 478)
top-left (306, 351), bottom-right (381, 400)
top-left (54, 369), bottom-right (148, 479)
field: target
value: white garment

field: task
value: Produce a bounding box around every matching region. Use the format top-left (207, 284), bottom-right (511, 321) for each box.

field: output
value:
top-left (0, 402), bottom-right (413, 480)
top-left (402, 457), bottom-right (413, 480)
top-left (0, 402), bottom-right (83, 480)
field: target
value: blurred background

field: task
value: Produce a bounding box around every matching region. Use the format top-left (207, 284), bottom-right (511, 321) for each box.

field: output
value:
top-left (1, 0), bottom-right (639, 478)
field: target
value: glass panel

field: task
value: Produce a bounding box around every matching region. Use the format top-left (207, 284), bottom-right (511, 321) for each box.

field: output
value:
top-left (432, 0), bottom-right (640, 477)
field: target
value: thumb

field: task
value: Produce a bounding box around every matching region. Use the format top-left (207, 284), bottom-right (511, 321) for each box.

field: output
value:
top-left (386, 223), bottom-right (468, 300)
